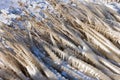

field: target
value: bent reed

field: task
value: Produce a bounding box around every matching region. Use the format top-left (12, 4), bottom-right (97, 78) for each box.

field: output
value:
top-left (0, 0), bottom-right (120, 80)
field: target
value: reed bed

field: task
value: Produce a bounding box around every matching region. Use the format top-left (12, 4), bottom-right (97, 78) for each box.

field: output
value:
top-left (0, 0), bottom-right (120, 80)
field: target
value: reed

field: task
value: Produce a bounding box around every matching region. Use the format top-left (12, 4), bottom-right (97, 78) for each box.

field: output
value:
top-left (0, 0), bottom-right (120, 80)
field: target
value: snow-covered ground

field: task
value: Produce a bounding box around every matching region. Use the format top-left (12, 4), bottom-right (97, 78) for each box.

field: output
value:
top-left (0, 0), bottom-right (120, 26)
top-left (0, 0), bottom-right (120, 46)
top-left (0, 0), bottom-right (49, 26)
top-left (0, 0), bottom-right (119, 10)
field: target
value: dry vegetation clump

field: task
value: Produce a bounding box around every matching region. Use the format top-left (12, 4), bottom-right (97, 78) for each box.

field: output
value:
top-left (0, 0), bottom-right (120, 80)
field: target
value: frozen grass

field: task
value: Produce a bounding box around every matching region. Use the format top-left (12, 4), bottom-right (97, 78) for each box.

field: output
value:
top-left (0, 0), bottom-right (120, 80)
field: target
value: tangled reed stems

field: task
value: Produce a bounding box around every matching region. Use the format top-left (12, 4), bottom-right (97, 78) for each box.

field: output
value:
top-left (0, 0), bottom-right (120, 80)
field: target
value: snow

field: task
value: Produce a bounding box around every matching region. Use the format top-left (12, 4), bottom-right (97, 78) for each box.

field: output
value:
top-left (0, 0), bottom-right (50, 27)
top-left (0, 0), bottom-right (120, 26)
top-left (0, 11), bottom-right (19, 25)
top-left (106, 2), bottom-right (120, 13)
top-left (0, 0), bottom-right (19, 10)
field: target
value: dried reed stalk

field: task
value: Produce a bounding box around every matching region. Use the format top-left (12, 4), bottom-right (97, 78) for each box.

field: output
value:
top-left (0, 0), bottom-right (120, 80)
